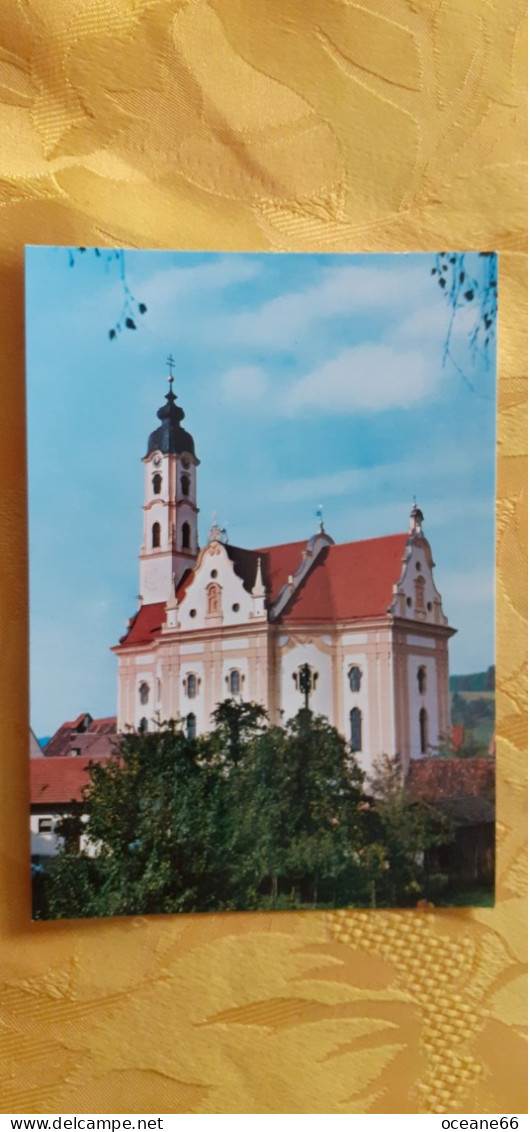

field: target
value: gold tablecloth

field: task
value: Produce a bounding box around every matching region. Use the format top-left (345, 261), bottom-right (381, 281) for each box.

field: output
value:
top-left (0, 0), bottom-right (526, 1114)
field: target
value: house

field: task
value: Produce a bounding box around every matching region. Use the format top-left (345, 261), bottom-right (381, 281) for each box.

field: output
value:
top-left (30, 714), bottom-right (116, 857)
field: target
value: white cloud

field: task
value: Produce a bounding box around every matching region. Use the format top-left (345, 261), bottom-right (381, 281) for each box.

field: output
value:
top-left (221, 365), bottom-right (270, 405)
top-left (216, 261), bottom-right (430, 348)
top-left (281, 344), bottom-right (434, 415)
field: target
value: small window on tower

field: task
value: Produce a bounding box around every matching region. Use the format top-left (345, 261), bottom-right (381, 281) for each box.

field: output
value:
top-left (186, 713), bottom-right (196, 740)
top-left (417, 666), bottom-right (426, 694)
top-left (152, 522), bottom-right (161, 549)
top-left (153, 473), bottom-right (162, 495)
top-left (139, 681), bottom-right (149, 705)
top-left (182, 522), bottom-right (191, 550)
top-left (181, 474), bottom-right (190, 497)
top-left (139, 717), bottom-right (148, 734)
top-left (186, 673), bottom-right (197, 699)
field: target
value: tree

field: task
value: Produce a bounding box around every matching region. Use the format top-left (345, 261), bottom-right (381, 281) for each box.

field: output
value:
top-left (67, 247), bottom-right (147, 340)
top-left (369, 754), bottom-right (453, 905)
top-left (45, 709), bottom-right (456, 919)
top-left (430, 251), bottom-right (497, 395)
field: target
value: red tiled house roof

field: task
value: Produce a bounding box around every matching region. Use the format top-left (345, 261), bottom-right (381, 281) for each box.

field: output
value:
top-left (43, 714), bottom-right (117, 759)
top-left (30, 756), bottom-right (110, 806)
top-left (117, 533), bottom-right (409, 646)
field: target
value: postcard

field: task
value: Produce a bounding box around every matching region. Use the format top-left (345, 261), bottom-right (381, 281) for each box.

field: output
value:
top-left (26, 248), bottom-right (496, 919)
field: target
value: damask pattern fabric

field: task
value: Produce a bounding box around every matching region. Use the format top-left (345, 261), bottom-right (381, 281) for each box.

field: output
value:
top-left (0, 0), bottom-right (526, 1114)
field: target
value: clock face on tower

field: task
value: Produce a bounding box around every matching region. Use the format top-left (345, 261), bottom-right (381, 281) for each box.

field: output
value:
top-left (181, 455), bottom-right (190, 469)
top-left (152, 454), bottom-right (162, 467)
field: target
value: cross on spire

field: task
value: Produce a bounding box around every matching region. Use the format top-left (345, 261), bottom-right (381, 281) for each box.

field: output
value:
top-left (166, 353), bottom-right (175, 390)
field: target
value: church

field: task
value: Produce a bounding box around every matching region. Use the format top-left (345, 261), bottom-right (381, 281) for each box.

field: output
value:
top-left (113, 375), bottom-right (456, 774)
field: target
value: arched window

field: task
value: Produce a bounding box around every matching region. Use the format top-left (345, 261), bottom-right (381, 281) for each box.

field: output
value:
top-left (139, 716), bottom-right (148, 734)
top-left (181, 474), bottom-right (190, 497)
top-left (414, 575), bottom-right (426, 611)
top-left (419, 707), bottom-right (428, 754)
top-left (139, 681), bottom-right (149, 705)
top-left (152, 473), bottom-right (162, 495)
top-left (350, 707), bottom-right (362, 752)
top-left (229, 669), bottom-right (240, 696)
top-left (417, 665), bottom-right (426, 694)
top-left (207, 582), bottom-right (221, 615)
top-left (182, 522), bottom-right (191, 550)
top-left (186, 673), bottom-right (197, 699)
top-left (186, 713), bottom-right (196, 740)
top-left (348, 665), bottom-right (362, 693)
top-left (152, 522), bottom-right (161, 549)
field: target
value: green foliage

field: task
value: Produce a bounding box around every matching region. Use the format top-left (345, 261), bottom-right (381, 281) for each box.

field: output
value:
top-left (449, 666), bottom-right (495, 693)
top-left (368, 754), bottom-right (453, 906)
top-left (45, 707), bottom-right (456, 919)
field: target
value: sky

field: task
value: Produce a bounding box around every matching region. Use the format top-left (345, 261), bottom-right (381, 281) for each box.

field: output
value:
top-left (26, 249), bottom-right (496, 737)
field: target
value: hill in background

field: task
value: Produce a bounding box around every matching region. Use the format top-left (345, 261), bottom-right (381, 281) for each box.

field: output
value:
top-left (449, 667), bottom-right (495, 754)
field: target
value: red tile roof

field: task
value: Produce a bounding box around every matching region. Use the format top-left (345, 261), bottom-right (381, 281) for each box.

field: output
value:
top-left (264, 533), bottom-right (408, 624)
top-left (30, 756), bottom-right (111, 806)
top-left (118, 602), bottom-right (167, 646)
top-left (43, 716), bottom-right (117, 759)
top-left (117, 532), bottom-right (409, 644)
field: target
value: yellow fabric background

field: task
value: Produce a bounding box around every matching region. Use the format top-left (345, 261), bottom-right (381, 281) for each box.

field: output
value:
top-left (0, 0), bottom-right (526, 1115)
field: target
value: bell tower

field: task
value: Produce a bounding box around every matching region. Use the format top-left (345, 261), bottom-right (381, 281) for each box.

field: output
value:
top-left (139, 358), bottom-right (199, 604)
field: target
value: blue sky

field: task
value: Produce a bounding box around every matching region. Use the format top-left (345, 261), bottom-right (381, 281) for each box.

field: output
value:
top-left (26, 249), bottom-right (496, 736)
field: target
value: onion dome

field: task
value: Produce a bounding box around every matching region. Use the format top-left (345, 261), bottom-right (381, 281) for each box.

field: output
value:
top-left (145, 374), bottom-right (196, 458)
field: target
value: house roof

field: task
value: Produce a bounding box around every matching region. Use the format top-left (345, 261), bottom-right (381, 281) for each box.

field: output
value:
top-left (43, 715), bottom-right (117, 759)
top-left (117, 531), bottom-right (410, 646)
top-left (30, 755), bottom-right (110, 806)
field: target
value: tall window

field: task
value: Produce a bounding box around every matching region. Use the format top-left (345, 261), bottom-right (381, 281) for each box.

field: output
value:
top-left (207, 583), bottom-right (221, 615)
top-left (182, 522), bottom-right (191, 550)
top-left (186, 673), bottom-right (197, 699)
top-left (152, 522), bottom-right (161, 549)
top-left (348, 665), bottom-right (362, 693)
top-left (229, 669), bottom-right (240, 696)
top-left (139, 681), bottom-right (149, 705)
top-left (139, 717), bottom-right (148, 733)
top-left (419, 707), bottom-right (428, 754)
top-left (350, 707), bottom-right (362, 752)
top-left (417, 665), bottom-right (426, 694)
top-left (181, 474), bottom-right (190, 497)
top-left (414, 575), bottom-right (426, 611)
top-left (186, 713), bottom-right (196, 740)
top-left (152, 473), bottom-right (162, 495)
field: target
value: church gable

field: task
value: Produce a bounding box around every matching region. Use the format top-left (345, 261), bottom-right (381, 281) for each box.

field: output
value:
top-left (387, 506), bottom-right (449, 627)
top-left (174, 539), bottom-right (262, 631)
